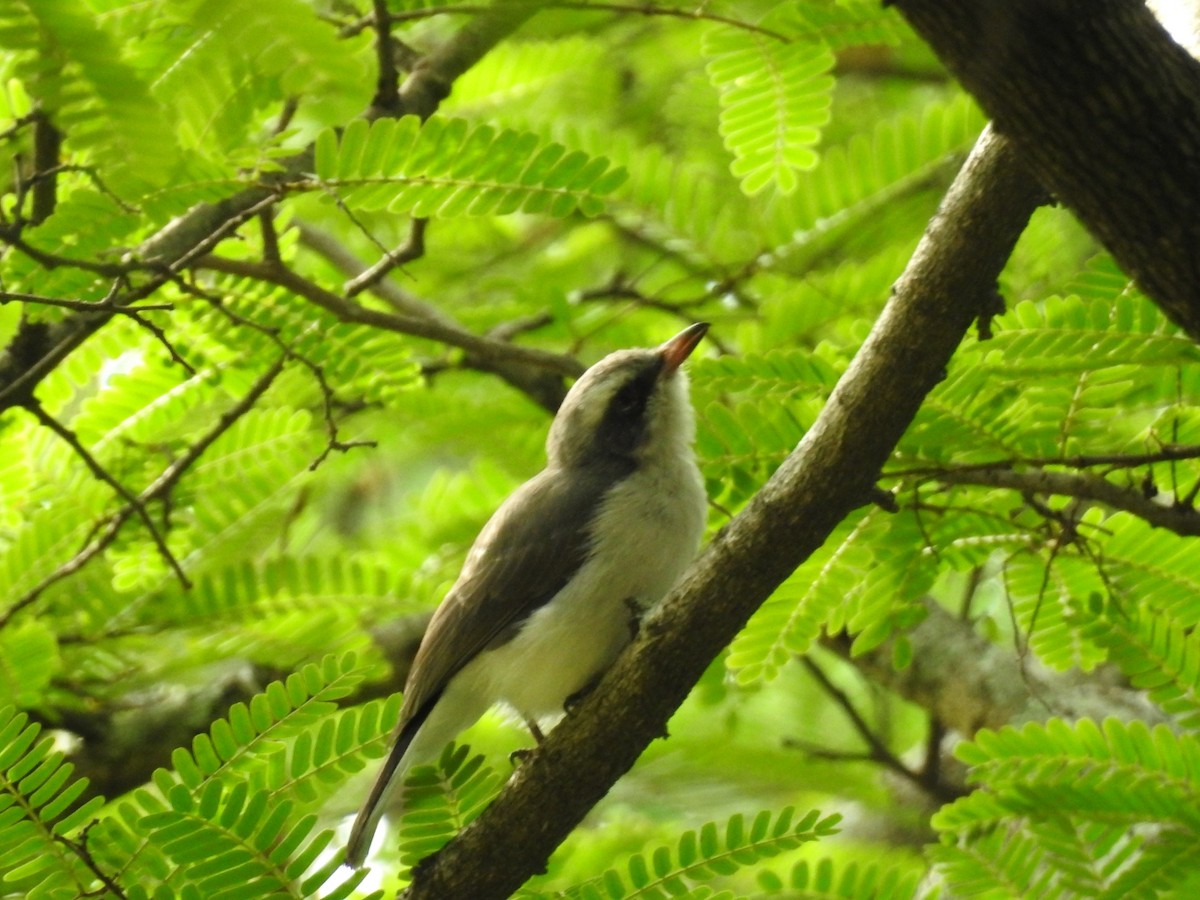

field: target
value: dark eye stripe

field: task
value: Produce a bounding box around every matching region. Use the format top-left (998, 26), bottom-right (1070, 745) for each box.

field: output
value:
top-left (594, 361), bottom-right (661, 459)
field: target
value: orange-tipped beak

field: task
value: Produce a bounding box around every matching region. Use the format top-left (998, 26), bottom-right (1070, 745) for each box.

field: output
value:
top-left (660, 322), bottom-right (709, 375)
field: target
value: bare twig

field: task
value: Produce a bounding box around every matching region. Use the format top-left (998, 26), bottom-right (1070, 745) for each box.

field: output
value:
top-left (0, 229), bottom-right (130, 276)
top-left (194, 254), bottom-right (581, 377)
top-left (486, 312), bottom-right (553, 341)
top-left (0, 290), bottom-right (173, 314)
top-left (125, 309), bottom-right (195, 375)
top-left (55, 822), bottom-right (129, 900)
top-left (296, 222), bottom-right (449, 321)
top-left (24, 401), bottom-right (190, 588)
top-left (799, 658), bottom-right (902, 767)
top-left (345, 217), bottom-right (427, 296)
top-left (918, 466), bottom-right (1200, 537)
top-left (889, 445), bottom-right (1200, 477)
top-left (795, 657), bottom-right (963, 803)
top-left (181, 277), bottom-right (378, 470)
top-left (0, 357), bottom-right (286, 629)
top-left (371, 0), bottom-right (403, 116)
top-left (344, 1), bottom-right (789, 42)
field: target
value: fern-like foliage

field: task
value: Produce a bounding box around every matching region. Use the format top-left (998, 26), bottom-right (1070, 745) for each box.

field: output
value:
top-left (140, 779), bottom-right (369, 900)
top-left (25, 653), bottom-right (394, 897)
top-left (520, 807), bottom-right (841, 900)
top-left (313, 115), bottom-right (627, 217)
top-left (0, 705), bottom-right (108, 897)
top-left (703, 7), bottom-right (835, 195)
top-left (933, 718), bottom-right (1200, 898)
top-left (0, 0), bottom-right (180, 193)
top-left (157, 653), bottom-right (371, 797)
top-left (3, 0), bottom-right (1197, 894)
top-left (758, 855), bottom-right (924, 899)
top-left (395, 744), bottom-right (506, 867)
top-left (761, 91), bottom-right (986, 263)
top-left (1078, 601), bottom-right (1200, 732)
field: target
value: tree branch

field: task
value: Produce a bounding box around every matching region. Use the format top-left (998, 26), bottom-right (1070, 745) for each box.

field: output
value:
top-left (195, 255), bottom-right (581, 379)
top-left (369, 1), bottom-right (789, 42)
top-left (296, 224), bottom-right (572, 411)
top-left (892, 0), bottom-right (1200, 340)
top-left (345, 218), bottom-right (427, 297)
top-left (400, 125), bottom-right (1046, 899)
top-left (924, 465), bottom-right (1200, 537)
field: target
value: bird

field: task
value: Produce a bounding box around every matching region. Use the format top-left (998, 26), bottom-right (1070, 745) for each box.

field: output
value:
top-left (344, 322), bottom-right (710, 868)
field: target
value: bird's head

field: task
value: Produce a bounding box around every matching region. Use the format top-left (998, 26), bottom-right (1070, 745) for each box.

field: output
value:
top-left (547, 323), bottom-right (708, 471)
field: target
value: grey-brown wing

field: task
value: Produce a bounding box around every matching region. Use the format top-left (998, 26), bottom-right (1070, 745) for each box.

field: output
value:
top-left (397, 465), bottom-right (616, 727)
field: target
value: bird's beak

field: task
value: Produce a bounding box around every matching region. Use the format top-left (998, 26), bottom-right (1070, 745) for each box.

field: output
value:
top-left (660, 322), bottom-right (709, 376)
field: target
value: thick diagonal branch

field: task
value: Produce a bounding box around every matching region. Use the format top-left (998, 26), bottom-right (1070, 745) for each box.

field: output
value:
top-left (893, 0), bottom-right (1200, 340)
top-left (401, 126), bottom-right (1045, 898)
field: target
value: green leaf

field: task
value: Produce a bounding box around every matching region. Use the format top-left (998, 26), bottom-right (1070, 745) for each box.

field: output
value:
top-left (704, 10), bottom-right (834, 196)
top-left (313, 115), bottom-right (626, 218)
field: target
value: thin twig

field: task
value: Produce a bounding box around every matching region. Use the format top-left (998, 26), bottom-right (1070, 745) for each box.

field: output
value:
top-left (182, 277), bottom-right (378, 469)
top-left (195, 254), bottom-right (581, 377)
top-left (126, 309), bottom-right (196, 374)
top-left (796, 656), bottom-right (961, 803)
top-left (919, 466), bottom-right (1200, 537)
top-left (799, 658), bottom-right (902, 769)
top-left (887, 445), bottom-right (1200, 478)
top-left (187, 282), bottom-right (376, 472)
top-left (0, 357), bottom-right (286, 629)
top-left (0, 228), bottom-right (130, 276)
top-left (343, 1), bottom-right (789, 42)
top-left (297, 221), bottom-right (441, 320)
top-left (24, 401), bottom-right (191, 588)
top-left (0, 290), bottom-right (173, 314)
top-left (345, 217), bottom-right (427, 296)
top-left (372, 0), bottom-right (403, 116)
top-left (320, 185), bottom-right (405, 262)
top-left (487, 312), bottom-right (553, 341)
top-left (56, 822), bottom-right (129, 900)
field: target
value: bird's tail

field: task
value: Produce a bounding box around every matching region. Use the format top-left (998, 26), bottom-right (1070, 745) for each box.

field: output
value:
top-left (344, 684), bottom-right (490, 868)
top-left (344, 710), bottom-right (425, 869)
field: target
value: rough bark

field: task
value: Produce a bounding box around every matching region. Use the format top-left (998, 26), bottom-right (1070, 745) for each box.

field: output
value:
top-left (893, 0), bottom-right (1200, 340)
top-left (402, 127), bottom-right (1046, 899)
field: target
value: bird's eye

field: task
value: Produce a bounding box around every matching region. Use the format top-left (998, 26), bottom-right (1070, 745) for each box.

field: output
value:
top-left (612, 383), bottom-right (643, 414)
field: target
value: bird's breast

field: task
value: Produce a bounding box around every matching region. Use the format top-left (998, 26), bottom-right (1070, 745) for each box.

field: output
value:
top-left (477, 454), bottom-right (706, 721)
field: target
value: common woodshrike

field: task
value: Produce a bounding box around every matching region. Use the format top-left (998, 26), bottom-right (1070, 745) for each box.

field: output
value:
top-left (344, 323), bottom-right (709, 868)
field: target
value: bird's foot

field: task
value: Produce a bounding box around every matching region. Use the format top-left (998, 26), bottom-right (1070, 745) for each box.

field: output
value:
top-left (564, 676), bottom-right (602, 715)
